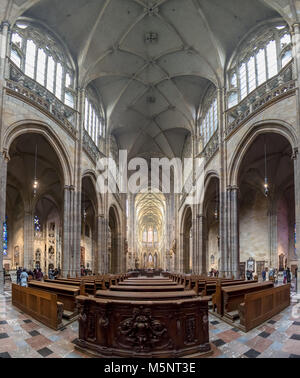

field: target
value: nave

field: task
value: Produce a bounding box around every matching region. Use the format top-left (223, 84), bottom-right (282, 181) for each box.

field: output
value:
top-left (0, 278), bottom-right (299, 359)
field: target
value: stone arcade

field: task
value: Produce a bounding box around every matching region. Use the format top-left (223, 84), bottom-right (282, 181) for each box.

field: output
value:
top-left (0, 0), bottom-right (300, 359)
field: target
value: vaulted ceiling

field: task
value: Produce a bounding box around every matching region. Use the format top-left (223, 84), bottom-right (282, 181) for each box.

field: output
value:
top-left (20, 0), bottom-right (280, 158)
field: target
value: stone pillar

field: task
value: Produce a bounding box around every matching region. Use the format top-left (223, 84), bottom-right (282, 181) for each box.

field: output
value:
top-left (293, 149), bottom-right (300, 294)
top-left (23, 211), bottom-right (34, 270)
top-left (97, 214), bottom-right (107, 274)
top-left (196, 214), bottom-right (207, 275)
top-left (62, 186), bottom-right (71, 277)
top-left (0, 151), bottom-right (9, 294)
top-left (226, 186), bottom-right (232, 277)
top-left (230, 186), bottom-right (240, 278)
top-left (179, 232), bottom-right (184, 273)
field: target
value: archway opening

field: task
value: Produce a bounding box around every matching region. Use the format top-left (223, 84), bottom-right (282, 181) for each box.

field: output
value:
top-left (182, 206), bottom-right (192, 274)
top-left (5, 133), bottom-right (64, 272)
top-left (108, 206), bottom-right (119, 274)
top-left (81, 176), bottom-right (98, 274)
top-left (204, 176), bottom-right (220, 276)
top-left (238, 132), bottom-right (295, 278)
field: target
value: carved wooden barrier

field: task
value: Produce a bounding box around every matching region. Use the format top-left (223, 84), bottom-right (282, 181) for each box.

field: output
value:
top-left (12, 284), bottom-right (63, 330)
top-left (238, 284), bottom-right (291, 332)
top-left (75, 291), bottom-right (212, 358)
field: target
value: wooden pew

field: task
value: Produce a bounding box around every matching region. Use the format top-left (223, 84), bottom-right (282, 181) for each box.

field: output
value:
top-left (28, 281), bottom-right (80, 319)
top-left (212, 280), bottom-right (258, 314)
top-left (238, 284), bottom-right (290, 332)
top-left (44, 278), bottom-right (103, 295)
top-left (12, 284), bottom-right (64, 330)
top-left (221, 281), bottom-right (274, 320)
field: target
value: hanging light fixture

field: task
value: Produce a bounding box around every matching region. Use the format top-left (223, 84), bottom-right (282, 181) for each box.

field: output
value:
top-left (82, 191), bottom-right (87, 222)
top-left (264, 141), bottom-right (269, 197)
top-left (214, 181), bottom-right (219, 220)
top-left (33, 144), bottom-right (38, 197)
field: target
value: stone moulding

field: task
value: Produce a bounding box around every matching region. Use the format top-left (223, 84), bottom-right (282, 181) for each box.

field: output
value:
top-left (202, 131), bottom-right (219, 164)
top-left (6, 60), bottom-right (78, 139)
top-left (83, 130), bottom-right (100, 164)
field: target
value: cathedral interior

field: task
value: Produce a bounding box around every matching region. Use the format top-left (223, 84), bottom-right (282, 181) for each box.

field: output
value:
top-left (0, 0), bottom-right (300, 360)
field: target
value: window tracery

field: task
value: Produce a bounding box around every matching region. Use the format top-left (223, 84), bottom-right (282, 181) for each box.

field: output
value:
top-left (84, 88), bottom-right (105, 145)
top-left (10, 20), bottom-right (76, 108)
top-left (198, 85), bottom-right (218, 147)
top-left (227, 22), bottom-right (292, 109)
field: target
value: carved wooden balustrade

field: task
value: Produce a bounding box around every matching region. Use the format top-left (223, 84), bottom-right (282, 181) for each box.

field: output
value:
top-left (75, 281), bottom-right (212, 358)
top-left (6, 60), bottom-right (78, 138)
top-left (225, 61), bottom-right (296, 138)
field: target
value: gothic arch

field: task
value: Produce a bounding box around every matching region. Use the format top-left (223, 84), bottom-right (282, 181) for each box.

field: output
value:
top-left (229, 120), bottom-right (297, 187)
top-left (2, 120), bottom-right (73, 186)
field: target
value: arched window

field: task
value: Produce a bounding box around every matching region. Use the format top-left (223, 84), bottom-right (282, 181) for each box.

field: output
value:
top-left (84, 89), bottom-right (105, 145)
top-left (227, 22), bottom-right (292, 109)
top-left (198, 85), bottom-right (218, 147)
top-left (143, 229), bottom-right (147, 242)
top-left (153, 228), bottom-right (158, 243)
top-left (10, 20), bottom-right (76, 108)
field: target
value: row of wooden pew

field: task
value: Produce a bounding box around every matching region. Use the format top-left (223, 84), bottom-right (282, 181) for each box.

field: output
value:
top-left (168, 273), bottom-right (291, 331)
top-left (11, 273), bottom-right (128, 330)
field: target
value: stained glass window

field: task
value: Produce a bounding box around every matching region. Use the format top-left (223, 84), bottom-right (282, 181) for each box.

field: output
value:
top-left (34, 216), bottom-right (41, 232)
top-left (3, 217), bottom-right (7, 256)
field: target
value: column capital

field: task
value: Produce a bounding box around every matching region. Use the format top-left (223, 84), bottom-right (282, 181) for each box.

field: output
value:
top-left (0, 21), bottom-right (10, 31)
top-left (292, 147), bottom-right (299, 160)
top-left (2, 149), bottom-right (10, 163)
top-left (291, 23), bottom-right (300, 34)
top-left (196, 214), bottom-right (206, 220)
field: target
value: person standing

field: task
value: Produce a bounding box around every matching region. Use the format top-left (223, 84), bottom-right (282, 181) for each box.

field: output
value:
top-left (286, 267), bottom-right (291, 283)
top-left (17, 267), bottom-right (22, 285)
top-left (262, 269), bottom-right (266, 281)
top-left (20, 269), bottom-right (29, 287)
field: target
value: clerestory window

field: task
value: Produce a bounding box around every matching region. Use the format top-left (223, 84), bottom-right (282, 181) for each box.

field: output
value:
top-left (227, 22), bottom-right (292, 109)
top-left (10, 20), bottom-right (76, 109)
top-left (84, 92), bottom-right (105, 145)
top-left (198, 86), bottom-right (218, 147)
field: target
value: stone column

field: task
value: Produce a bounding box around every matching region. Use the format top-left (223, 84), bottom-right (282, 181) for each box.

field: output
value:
top-left (23, 211), bottom-right (34, 270)
top-left (293, 149), bottom-right (300, 294)
top-left (226, 186), bottom-right (232, 277)
top-left (62, 186), bottom-right (71, 277)
top-left (97, 214), bottom-right (107, 274)
top-left (195, 214), bottom-right (207, 275)
top-left (0, 151), bottom-right (9, 294)
top-left (230, 186), bottom-right (240, 278)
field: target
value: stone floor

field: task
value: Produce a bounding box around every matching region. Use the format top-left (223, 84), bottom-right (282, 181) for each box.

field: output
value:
top-left (0, 282), bottom-right (300, 359)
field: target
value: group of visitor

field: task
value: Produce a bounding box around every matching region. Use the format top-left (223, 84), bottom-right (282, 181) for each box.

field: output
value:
top-left (209, 269), bottom-right (219, 277)
top-left (261, 267), bottom-right (292, 283)
top-left (16, 267), bottom-right (44, 287)
top-left (80, 266), bottom-right (92, 276)
top-left (48, 268), bottom-right (59, 280)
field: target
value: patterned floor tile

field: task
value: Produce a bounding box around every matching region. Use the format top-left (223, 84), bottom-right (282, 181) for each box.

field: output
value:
top-left (244, 349), bottom-right (260, 358)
